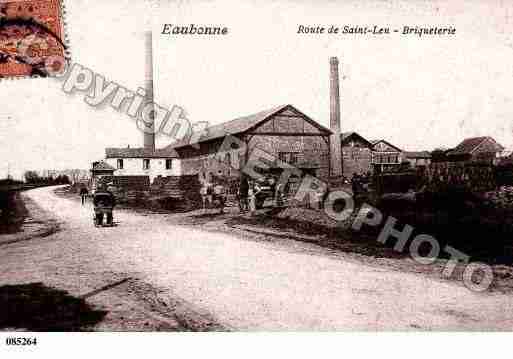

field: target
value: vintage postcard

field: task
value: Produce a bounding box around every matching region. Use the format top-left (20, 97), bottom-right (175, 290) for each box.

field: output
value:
top-left (1, 0), bottom-right (513, 357)
top-left (0, 0), bottom-right (67, 78)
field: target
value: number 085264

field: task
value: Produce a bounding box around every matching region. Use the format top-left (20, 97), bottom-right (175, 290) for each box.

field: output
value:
top-left (6, 337), bottom-right (38, 346)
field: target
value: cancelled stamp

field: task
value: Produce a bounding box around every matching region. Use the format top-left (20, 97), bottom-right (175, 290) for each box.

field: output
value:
top-left (0, 0), bottom-right (68, 78)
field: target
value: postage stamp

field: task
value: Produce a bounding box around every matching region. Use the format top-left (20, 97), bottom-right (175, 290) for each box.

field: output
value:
top-left (0, 0), bottom-right (68, 79)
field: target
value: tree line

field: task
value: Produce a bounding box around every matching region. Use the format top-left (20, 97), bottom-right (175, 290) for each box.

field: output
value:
top-left (23, 171), bottom-right (70, 185)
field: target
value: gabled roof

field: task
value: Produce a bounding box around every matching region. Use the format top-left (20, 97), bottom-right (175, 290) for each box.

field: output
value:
top-left (370, 139), bottom-right (403, 152)
top-left (166, 104), bottom-right (331, 150)
top-left (91, 161), bottom-right (115, 171)
top-left (105, 147), bottom-right (178, 158)
top-left (447, 136), bottom-right (504, 156)
top-left (340, 132), bottom-right (373, 147)
top-left (404, 151), bottom-right (431, 159)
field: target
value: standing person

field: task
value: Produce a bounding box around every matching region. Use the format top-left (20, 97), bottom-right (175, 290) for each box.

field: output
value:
top-left (248, 180), bottom-right (256, 215)
top-left (213, 180), bottom-right (226, 214)
top-left (351, 173), bottom-right (360, 195)
top-left (253, 179), bottom-right (265, 209)
top-left (275, 181), bottom-right (285, 207)
top-left (79, 186), bottom-right (88, 205)
top-left (268, 175), bottom-right (276, 206)
top-left (200, 180), bottom-right (211, 212)
top-left (238, 174), bottom-right (249, 212)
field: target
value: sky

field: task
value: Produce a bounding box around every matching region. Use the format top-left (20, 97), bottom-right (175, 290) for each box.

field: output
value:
top-left (1, 0), bottom-right (513, 179)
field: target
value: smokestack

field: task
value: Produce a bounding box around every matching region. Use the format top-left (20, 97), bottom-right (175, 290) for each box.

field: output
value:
top-left (329, 57), bottom-right (343, 177)
top-left (144, 31), bottom-right (155, 153)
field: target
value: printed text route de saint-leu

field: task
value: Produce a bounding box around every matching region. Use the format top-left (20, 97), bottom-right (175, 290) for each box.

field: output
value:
top-left (297, 25), bottom-right (457, 37)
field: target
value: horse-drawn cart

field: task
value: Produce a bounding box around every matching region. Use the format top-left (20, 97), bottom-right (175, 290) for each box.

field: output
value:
top-left (93, 191), bottom-right (115, 226)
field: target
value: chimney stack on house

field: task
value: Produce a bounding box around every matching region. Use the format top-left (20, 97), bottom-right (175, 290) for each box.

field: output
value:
top-left (329, 57), bottom-right (343, 177)
top-left (144, 31), bottom-right (155, 153)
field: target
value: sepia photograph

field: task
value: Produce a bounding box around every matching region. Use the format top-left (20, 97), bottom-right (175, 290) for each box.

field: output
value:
top-left (1, 0), bottom-right (513, 357)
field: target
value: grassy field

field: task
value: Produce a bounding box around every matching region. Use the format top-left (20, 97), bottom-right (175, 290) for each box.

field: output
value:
top-left (0, 188), bottom-right (28, 235)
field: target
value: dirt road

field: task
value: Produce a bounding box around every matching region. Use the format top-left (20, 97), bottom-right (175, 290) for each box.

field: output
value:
top-left (2, 186), bottom-right (513, 330)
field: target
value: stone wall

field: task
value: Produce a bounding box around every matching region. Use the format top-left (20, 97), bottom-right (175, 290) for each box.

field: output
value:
top-left (177, 133), bottom-right (330, 182)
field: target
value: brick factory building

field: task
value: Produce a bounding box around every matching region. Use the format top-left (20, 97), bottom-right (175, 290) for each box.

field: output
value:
top-left (164, 104), bottom-right (332, 183)
top-left (340, 132), bottom-right (373, 176)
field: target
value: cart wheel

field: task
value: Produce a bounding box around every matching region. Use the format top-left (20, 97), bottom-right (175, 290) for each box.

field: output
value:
top-left (95, 213), bottom-right (103, 226)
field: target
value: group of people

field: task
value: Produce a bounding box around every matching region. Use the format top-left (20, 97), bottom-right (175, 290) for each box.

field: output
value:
top-left (351, 171), bottom-right (372, 195)
top-left (199, 174), bottom-right (287, 215)
top-left (237, 174), bottom-right (287, 213)
top-left (199, 180), bottom-right (228, 213)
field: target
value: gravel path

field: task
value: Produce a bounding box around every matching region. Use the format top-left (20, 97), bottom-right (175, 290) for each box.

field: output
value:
top-left (3, 186), bottom-right (513, 330)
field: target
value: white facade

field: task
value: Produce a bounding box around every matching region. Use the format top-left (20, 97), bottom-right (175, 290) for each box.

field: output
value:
top-left (104, 157), bottom-right (181, 182)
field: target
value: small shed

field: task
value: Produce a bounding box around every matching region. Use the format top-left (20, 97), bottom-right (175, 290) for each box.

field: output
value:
top-left (90, 161), bottom-right (115, 191)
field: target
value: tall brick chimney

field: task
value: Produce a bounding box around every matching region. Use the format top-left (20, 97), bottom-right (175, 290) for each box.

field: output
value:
top-left (329, 57), bottom-right (343, 177)
top-left (144, 31), bottom-right (155, 152)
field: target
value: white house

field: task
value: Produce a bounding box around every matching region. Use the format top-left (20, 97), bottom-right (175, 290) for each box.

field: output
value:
top-left (104, 147), bottom-right (181, 182)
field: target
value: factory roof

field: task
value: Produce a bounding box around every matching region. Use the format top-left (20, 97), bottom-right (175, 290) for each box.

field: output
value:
top-left (105, 147), bottom-right (178, 158)
top-left (340, 132), bottom-right (373, 147)
top-left (166, 104), bottom-right (331, 150)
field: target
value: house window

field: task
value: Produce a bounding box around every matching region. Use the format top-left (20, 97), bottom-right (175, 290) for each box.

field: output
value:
top-left (290, 153), bottom-right (298, 165)
top-left (143, 159), bottom-right (150, 170)
top-left (278, 152), bottom-right (299, 165)
top-left (117, 159), bottom-right (123, 169)
top-left (165, 159), bottom-right (173, 170)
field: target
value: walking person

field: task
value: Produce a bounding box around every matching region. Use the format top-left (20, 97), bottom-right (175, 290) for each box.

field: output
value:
top-left (79, 186), bottom-right (88, 206)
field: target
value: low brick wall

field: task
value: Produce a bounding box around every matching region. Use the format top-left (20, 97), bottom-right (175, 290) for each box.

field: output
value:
top-left (100, 176), bottom-right (150, 204)
top-left (150, 175), bottom-right (202, 211)
top-left (96, 175), bottom-right (203, 211)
